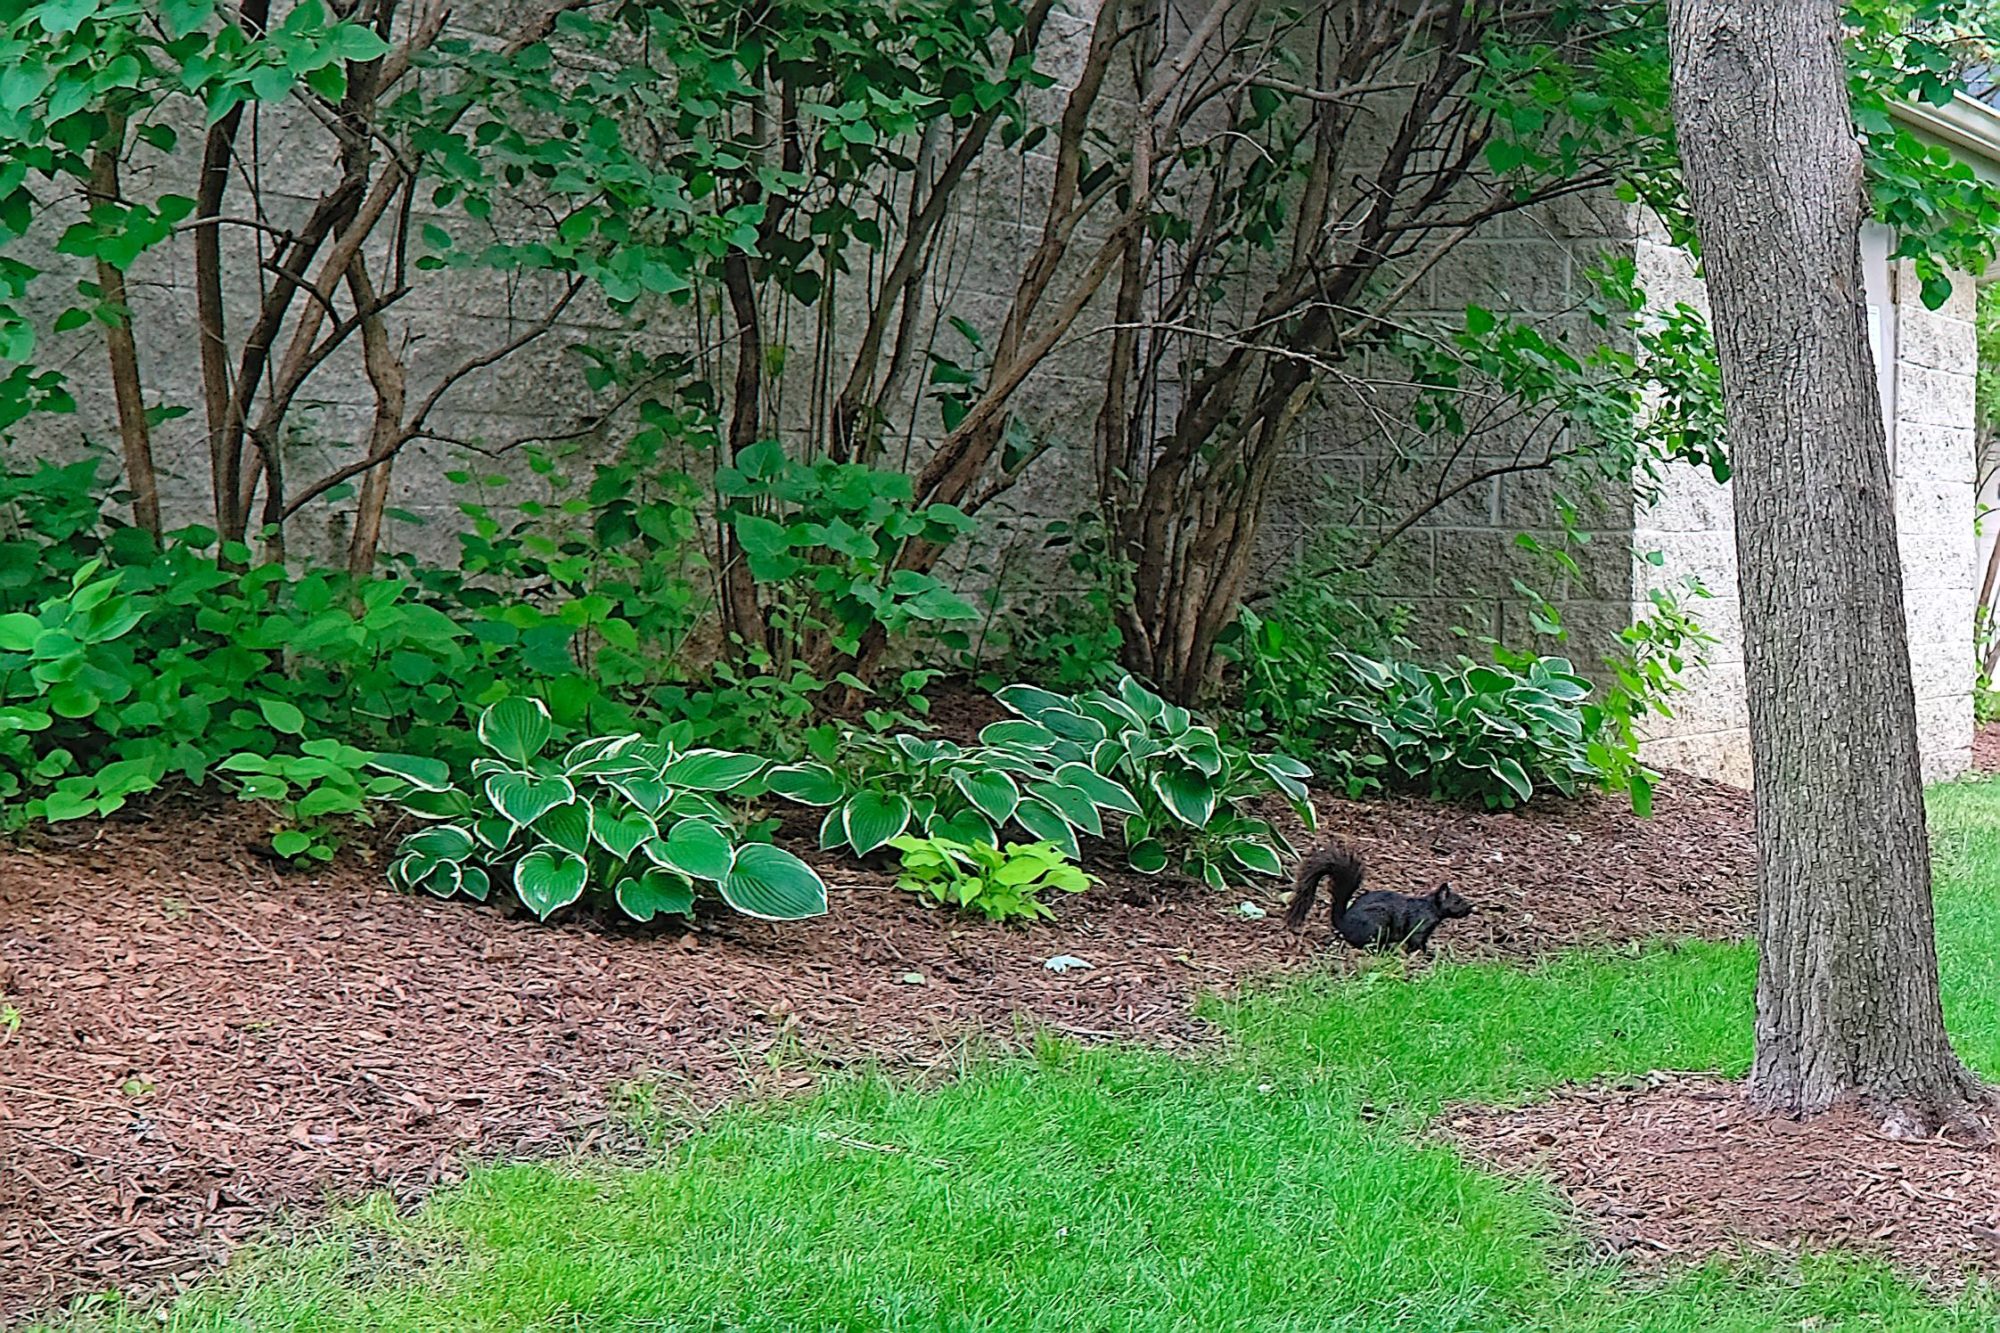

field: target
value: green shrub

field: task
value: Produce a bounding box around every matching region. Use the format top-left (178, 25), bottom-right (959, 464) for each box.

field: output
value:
top-left (985, 678), bottom-right (1315, 889)
top-left (1335, 653), bottom-right (1601, 809)
top-left (766, 729), bottom-right (1129, 860)
top-left (889, 835), bottom-right (1092, 923)
top-left (377, 699), bottom-right (826, 924)
top-left (767, 677), bottom-right (1310, 890)
top-left (215, 737), bottom-right (388, 864)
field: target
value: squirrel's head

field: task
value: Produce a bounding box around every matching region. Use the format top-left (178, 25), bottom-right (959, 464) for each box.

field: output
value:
top-left (1433, 883), bottom-right (1473, 918)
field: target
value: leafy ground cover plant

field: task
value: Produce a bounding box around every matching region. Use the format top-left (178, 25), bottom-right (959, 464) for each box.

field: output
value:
top-left (888, 835), bottom-right (1092, 923)
top-left (983, 679), bottom-right (1315, 890)
top-left (377, 699), bottom-right (826, 924)
top-left (1335, 653), bottom-right (1600, 809)
top-left (770, 677), bottom-right (1312, 890)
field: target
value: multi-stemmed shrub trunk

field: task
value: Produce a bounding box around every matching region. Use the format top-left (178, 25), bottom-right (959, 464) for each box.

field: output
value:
top-left (1667, 0), bottom-right (1987, 1135)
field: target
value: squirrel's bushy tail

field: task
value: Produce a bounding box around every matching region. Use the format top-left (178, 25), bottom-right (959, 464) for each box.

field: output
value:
top-left (1285, 844), bottom-right (1365, 931)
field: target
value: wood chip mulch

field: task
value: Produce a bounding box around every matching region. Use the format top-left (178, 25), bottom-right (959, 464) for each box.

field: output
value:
top-left (1974, 721), bottom-right (2000, 773)
top-left (1, 772), bottom-right (1752, 1323)
top-left (1445, 1075), bottom-right (2000, 1285)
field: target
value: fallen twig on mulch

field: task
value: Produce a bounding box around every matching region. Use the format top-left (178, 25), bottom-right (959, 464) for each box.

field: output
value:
top-left (0, 773), bottom-right (1752, 1322)
top-left (1444, 1074), bottom-right (2000, 1285)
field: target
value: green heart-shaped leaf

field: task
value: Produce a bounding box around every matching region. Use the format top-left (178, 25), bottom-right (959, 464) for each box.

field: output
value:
top-left (479, 697), bottom-right (552, 764)
top-left (614, 868), bottom-right (696, 923)
top-left (514, 848), bottom-right (587, 919)
top-left (484, 771), bottom-right (574, 827)
top-left (592, 806), bottom-right (657, 863)
top-left (763, 762), bottom-right (843, 806)
top-left (720, 843), bottom-right (827, 920)
top-left (951, 767), bottom-right (1019, 824)
top-left (367, 752), bottom-right (454, 792)
top-left (533, 800), bottom-right (594, 857)
top-left (400, 824), bottom-right (475, 861)
top-left (609, 775), bottom-right (672, 814)
top-left (1150, 766), bottom-right (1217, 828)
top-left (1011, 796), bottom-right (1079, 859)
top-left (841, 791), bottom-right (911, 855)
top-left (647, 817), bottom-right (735, 882)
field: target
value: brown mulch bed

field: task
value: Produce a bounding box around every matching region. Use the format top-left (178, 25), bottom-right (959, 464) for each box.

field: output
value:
top-left (0, 773), bottom-right (1752, 1323)
top-left (1975, 722), bottom-right (2000, 773)
top-left (1445, 1076), bottom-right (2000, 1283)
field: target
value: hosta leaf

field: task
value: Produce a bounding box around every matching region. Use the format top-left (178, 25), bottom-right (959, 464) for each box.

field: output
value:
top-left (459, 865), bottom-right (492, 902)
top-left (926, 807), bottom-right (995, 846)
top-left (484, 770), bottom-right (574, 827)
top-left (474, 817), bottom-right (515, 853)
top-left (1054, 762), bottom-right (1140, 816)
top-left (592, 806), bottom-right (657, 862)
top-left (842, 791), bottom-right (911, 855)
top-left (648, 817), bottom-right (735, 882)
top-left (533, 800), bottom-right (594, 857)
top-left (615, 868), bottom-right (697, 922)
top-left (1011, 796), bottom-right (1079, 859)
top-left (478, 697), bottom-right (552, 764)
top-left (1151, 766), bottom-right (1217, 828)
top-left (1127, 838), bottom-right (1168, 874)
top-left (1117, 676), bottom-right (1167, 722)
top-left (978, 719), bottom-right (1058, 748)
top-left (563, 733), bottom-right (643, 774)
top-left (994, 683), bottom-right (1074, 721)
top-left (951, 767), bottom-right (1019, 824)
top-left (514, 848), bottom-right (587, 919)
top-left (391, 786), bottom-right (473, 821)
top-left (666, 791), bottom-right (732, 823)
top-left (1490, 756), bottom-right (1532, 802)
top-left (609, 775), bottom-right (672, 814)
top-left (366, 752), bottom-right (453, 791)
top-left (764, 762), bottom-right (844, 806)
top-left (400, 824), bottom-right (475, 861)
top-left (1026, 781), bottom-right (1102, 837)
top-left (1227, 840), bottom-right (1285, 877)
top-left (417, 861), bottom-right (462, 899)
top-left (720, 843), bottom-right (827, 920)
top-left (660, 748), bottom-right (765, 792)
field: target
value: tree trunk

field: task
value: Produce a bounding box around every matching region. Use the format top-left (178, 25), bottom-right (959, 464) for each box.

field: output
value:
top-left (89, 121), bottom-right (161, 538)
top-left (1667, 0), bottom-right (1986, 1135)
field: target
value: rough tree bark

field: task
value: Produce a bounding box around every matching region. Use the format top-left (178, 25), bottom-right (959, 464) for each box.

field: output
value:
top-left (1667, 0), bottom-right (1987, 1135)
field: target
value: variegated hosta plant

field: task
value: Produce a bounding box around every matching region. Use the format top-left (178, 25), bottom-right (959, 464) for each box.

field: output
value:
top-left (981, 678), bottom-right (1315, 890)
top-left (370, 698), bottom-right (826, 924)
top-left (766, 676), bottom-right (1314, 891)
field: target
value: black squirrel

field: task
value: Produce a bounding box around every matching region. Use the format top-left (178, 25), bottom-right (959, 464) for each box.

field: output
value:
top-left (1284, 844), bottom-right (1471, 953)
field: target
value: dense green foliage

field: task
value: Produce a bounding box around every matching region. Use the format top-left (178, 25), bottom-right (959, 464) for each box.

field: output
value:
top-left (888, 834), bottom-right (1090, 923)
top-left (769, 677), bottom-right (1311, 889)
top-left (379, 698), bottom-right (826, 923)
top-left (40, 781), bottom-right (2000, 1332)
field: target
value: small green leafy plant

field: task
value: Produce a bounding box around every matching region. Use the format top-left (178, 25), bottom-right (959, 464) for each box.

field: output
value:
top-left (889, 835), bottom-right (1093, 923)
top-left (216, 737), bottom-right (385, 863)
top-left (377, 699), bottom-right (826, 924)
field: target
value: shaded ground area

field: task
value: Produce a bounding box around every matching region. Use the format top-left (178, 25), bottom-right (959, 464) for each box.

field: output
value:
top-left (1975, 720), bottom-right (2000, 773)
top-left (1446, 1075), bottom-right (2000, 1284)
top-left (0, 774), bottom-right (1752, 1321)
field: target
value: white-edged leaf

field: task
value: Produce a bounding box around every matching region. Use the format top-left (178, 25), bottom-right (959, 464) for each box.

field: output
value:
top-left (659, 748), bottom-right (765, 792)
top-left (459, 865), bottom-right (492, 902)
top-left (994, 683), bottom-right (1074, 720)
top-left (842, 791), bottom-right (911, 854)
top-left (533, 800), bottom-right (593, 857)
top-left (1127, 838), bottom-right (1168, 874)
top-left (1227, 840), bottom-right (1284, 877)
top-left (514, 848), bottom-right (587, 919)
top-left (400, 824), bottom-right (475, 861)
top-left (417, 861), bottom-right (462, 899)
top-left (647, 818), bottom-right (735, 882)
top-left (1054, 762), bottom-right (1140, 816)
top-left (478, 697), bottom-right (552, 764)
top-left (1011, 796), bottom-right (1079, 859)
top-left (615, 868), bottom-right (697, 922)
top-left (609, 775), bottom-right (672, 814)
top-left (1026, 781), bottom-right (1102, 837)
top-left (483, 771), bottom-right (574, 827)
top-left (367, 752), bottom-right (453, 792)
top-left (951, 767), bottom-right (1019, 824)
top-left (592, 806), bottom-right (657, 862)
top-left (1151, 766), bottom-right (1217, 828)
top-left (720, 843), bottom-right (827, 920)
top-left (764, 762), bottom-right (844, 806)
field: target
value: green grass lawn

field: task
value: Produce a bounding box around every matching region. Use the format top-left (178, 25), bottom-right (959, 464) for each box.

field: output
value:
top-left (43, 782), bottom-right (2000, 1332)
